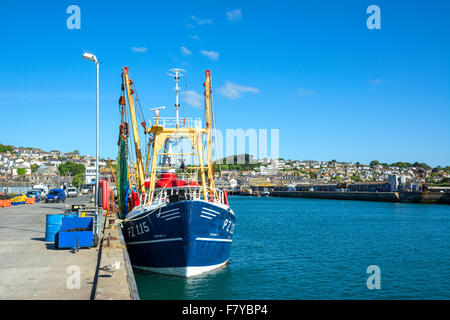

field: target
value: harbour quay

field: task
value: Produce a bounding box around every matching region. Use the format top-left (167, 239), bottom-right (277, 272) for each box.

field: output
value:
top-left (0, 194), bottom-right (138, 300)
top-left (266, 190), bottom-right (450, 204)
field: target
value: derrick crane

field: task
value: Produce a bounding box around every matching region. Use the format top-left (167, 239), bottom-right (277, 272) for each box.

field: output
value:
top-left (121, 67), bottom-right (145, 194)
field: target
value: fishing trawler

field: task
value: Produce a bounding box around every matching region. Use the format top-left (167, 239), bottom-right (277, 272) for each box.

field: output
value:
top-left (116, 67), bottom-right (236, 277)
top-left (261, 188), bottom-right (270, 197)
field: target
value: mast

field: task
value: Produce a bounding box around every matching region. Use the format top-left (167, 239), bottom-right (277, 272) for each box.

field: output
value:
top-left (122, 67), bottom-right (145, 194)
top-left (167, 68), bottom-right (187, 129)
top-left (204, 70), bottom-right (215, 191)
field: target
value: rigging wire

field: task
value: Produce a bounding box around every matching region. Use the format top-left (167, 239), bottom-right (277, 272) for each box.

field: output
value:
top-left (131, 83), bottom-right (148, 168)
top-left (210, 74), bottom-right (222, 177)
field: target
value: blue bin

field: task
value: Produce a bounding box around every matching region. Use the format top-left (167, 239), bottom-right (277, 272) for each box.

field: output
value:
top-left (58, 217), bottom-right (94, 249)
top-left (45, 214), bottom-right (64, 242)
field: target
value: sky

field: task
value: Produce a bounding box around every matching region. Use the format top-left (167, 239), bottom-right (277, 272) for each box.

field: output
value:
top-left (0, 0), bottom-right (449, 167)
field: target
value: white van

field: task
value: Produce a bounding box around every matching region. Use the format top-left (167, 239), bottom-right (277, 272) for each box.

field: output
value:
top-left (32, 184), bottom-right (49, 197)
top-left (66, 187), bottom-right (78, 197)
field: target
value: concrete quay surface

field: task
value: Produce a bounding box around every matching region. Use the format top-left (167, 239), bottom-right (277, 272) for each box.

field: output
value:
top-left (0, 194), bottom-right (139, 300)
top-left (93, 208), bottom-right (140, 300)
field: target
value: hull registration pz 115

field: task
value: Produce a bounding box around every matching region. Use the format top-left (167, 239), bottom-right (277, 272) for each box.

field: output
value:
top-left (127, 221), bottom-right (150, 239)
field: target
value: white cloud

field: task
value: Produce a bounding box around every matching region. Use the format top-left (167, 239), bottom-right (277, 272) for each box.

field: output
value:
top-left (182, 90), bottom-right (203, 108)
top-left (180, 46), bottom-right (192, 56)
top-left (298, 87), bottom-right (316, 96)
top-left (217, 81), bottom-right (260, 100)
top-left (369, 79), bottom-right (383, 84)
top-left (131, 47), bottom-right (148, 53)
top-left (201, 50), bottom-right (219, 60)
top-left (188, 35), bottom-right (199, 40)
top-left (188, 15), bottom-right (213, 26)
top-left (226, 9), bottom-right (242, 22)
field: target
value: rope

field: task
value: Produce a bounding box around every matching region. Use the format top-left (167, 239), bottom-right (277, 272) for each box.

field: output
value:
top-left (132, 84), bottom-right (148, 159)
top-left (210, 75), bottom-right (222, 177)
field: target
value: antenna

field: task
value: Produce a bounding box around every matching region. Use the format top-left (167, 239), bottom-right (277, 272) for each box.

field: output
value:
top-left (167, 68), bottom-right (187, 128)
top-left (150, 106), bottom-right (166, 125)
top-left (150, 106), bottom-right (166, 117)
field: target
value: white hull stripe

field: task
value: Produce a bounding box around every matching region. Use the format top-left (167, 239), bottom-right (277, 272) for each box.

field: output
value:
top-left (200, 215), bottom-right (213, 220)
top-left (200, 211), bottom-right (217, 217)
top-left (160, 211), bottom-right (181, 218)
top-left (127, 237), bottom-right (183, 245)
top-left (132, 260), bottom-right (229, 277)
top-left (160, 208), bottom-right (180, 215)
top-left (195, 237), bottom-right (232, 242)
top-left (202, 207), bottom-right (220, 215)
top-left (164, 215), bottom-right (181, 221)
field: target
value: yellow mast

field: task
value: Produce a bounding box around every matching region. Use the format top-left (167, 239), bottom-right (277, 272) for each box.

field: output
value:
top-left (107, 157), bottom-right (117, 188)
top-left (204, 70), bottom-right (215, 191)
top-left (122, 67), bottom-right (145, 194)
top-left (143, 69), bottom-right (216, 203)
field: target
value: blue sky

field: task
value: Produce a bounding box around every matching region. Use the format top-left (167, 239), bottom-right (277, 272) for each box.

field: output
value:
top-left (0, 0), bottom-right (449, 166)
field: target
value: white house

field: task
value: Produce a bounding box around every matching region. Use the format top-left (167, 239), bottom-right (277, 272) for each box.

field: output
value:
top-left (85, 166), bottom-right (97, 184)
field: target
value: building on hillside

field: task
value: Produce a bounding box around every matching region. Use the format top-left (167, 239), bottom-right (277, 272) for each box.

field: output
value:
top-left (85, 166), bottom-right (97, 185)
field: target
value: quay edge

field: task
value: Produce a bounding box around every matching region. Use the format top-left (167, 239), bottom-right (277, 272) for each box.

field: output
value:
top-left (94, 208), bottom-right (140, 300)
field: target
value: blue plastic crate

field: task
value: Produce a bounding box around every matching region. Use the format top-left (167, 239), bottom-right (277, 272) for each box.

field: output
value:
top-left (57, 217), bottom-right (94, 249)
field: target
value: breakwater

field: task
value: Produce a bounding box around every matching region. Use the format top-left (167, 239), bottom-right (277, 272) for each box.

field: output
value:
top-left (241, 191), bottom-right (450, 204)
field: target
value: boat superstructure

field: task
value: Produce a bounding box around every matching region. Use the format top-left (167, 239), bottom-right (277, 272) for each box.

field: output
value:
top-left (116, 67), bottom-right (236, 277)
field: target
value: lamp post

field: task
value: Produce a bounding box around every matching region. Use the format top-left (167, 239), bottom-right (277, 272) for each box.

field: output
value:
top-left (82, 52), bottom-right (100, 235)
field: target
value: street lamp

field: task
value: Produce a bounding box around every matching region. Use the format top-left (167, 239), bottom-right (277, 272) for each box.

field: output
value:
top-left (82, 51), bottom-right (100, 236)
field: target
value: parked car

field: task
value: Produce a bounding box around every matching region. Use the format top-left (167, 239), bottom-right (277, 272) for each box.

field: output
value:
top-left (45, 189), bottom-right (66, 203)
top-left (66, 187), bottom-right (78, 197)
top-left (80, 184), bottom-right (91, 194)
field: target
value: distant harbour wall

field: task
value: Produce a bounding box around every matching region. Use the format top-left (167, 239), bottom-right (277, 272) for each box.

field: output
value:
top-left (240, 191), bottom-right (450, 204)
top-left (0, 185), bottom-right (33, 194)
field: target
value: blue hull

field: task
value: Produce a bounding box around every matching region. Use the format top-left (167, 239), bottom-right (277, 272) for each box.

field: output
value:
top-left (123, 200), bottom-right (236, 277)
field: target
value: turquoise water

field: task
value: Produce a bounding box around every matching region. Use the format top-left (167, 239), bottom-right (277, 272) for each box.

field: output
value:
top-left (134, 196), bottom-right (450, 299)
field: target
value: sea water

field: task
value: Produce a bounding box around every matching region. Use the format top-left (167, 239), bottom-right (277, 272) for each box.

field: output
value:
top-left (134, 196), bottom-right (450, 299)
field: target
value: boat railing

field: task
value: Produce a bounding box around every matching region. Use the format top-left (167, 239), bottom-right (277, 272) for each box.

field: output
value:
top-left (151, 117), bottom-right (202, 128)
top-left (147, 185), bottom-right (227, 206)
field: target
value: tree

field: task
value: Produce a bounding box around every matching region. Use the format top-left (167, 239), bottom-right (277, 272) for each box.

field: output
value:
top-left (390, 162), bottom-right (412, 168)
top-left (72, 172), bottom-right (84, 189)
top-left (31, 164), bottom-right (39, 173)
top-left (370, 160), bottom-right (380, 167)
top-left (58, 161), bottom-right (85, 176)
top-left (17, 168), bottom-right (26, 175)
top-left (413, 162), bottom-right (431, 170)
top-left (0, 144), bottom-right (14, 153)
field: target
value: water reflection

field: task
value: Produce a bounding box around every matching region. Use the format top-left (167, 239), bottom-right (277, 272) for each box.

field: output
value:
top-left (134, 263), bottom-right (233, 300)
